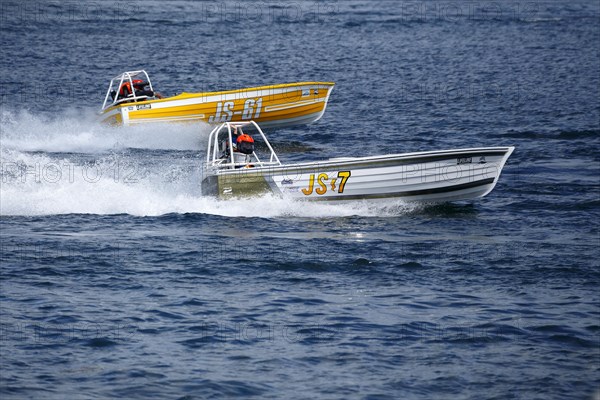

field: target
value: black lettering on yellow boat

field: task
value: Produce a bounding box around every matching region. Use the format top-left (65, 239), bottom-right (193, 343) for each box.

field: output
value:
top-left (337, 171), bottom-right (351, 193)
top-left (136, 104), bottom-right (151, 110)
top-left (316, 173), bottom-right (328, 195)
top-left (302, 174), bottom-right (315, 195)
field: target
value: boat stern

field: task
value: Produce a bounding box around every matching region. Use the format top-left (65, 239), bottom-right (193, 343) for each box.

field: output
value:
top-left (201, 172), bottom-right (274, 199)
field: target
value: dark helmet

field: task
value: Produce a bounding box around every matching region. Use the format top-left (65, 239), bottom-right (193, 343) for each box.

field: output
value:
top-left (132, 79), bottom-right (146, 88)
top-left (236, 134), bottom-right (254, 155)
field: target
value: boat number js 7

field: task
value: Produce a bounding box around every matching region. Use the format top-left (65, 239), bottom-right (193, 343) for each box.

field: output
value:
top-left (208, 98), bottom-right (263, 123)
top-left (302, 171), bottom-right (351, 196)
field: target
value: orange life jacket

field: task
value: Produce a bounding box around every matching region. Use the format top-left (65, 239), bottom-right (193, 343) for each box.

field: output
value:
top-left (119, 79), bottom-right (144, 96)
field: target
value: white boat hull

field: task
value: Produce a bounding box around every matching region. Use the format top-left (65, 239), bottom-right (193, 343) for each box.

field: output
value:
top-left (201, 147), bottom-right (514, 203)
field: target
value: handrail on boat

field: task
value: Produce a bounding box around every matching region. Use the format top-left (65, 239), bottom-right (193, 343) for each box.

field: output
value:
top-left (101, 70), bottom-right (154, 110)
top-left (206, 121), bottom-right (282, 171)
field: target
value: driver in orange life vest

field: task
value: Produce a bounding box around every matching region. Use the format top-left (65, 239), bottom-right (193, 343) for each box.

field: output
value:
top-left (235, 131), bottom-right (254, 155)
top-left (131, 80), bottom-right (163, 99)
top-left (117, 79), bottom-right (163, 100)
top-left (220, 126), bottom-right (254, 161)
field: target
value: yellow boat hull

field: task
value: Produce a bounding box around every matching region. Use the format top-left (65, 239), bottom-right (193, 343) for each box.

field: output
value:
top-left (100, 82), bottom-right (334, 128)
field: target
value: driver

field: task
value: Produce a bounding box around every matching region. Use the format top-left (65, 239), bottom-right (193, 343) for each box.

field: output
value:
top-left (220, 126), bottom-right (239, 159)
top-left (116, 79), bottom-right (163, 101)
top-left (236, 132), bottom-right (254, 155)
top-left (132, 80), bottom-right (163, 99)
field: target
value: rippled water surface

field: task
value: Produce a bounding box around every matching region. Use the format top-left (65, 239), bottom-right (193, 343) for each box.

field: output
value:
top-left (1, 1), bottom-right (599, 399)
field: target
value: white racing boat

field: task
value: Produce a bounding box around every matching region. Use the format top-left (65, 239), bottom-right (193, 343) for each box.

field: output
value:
top-left (201, 121), bottom-right (514, 203)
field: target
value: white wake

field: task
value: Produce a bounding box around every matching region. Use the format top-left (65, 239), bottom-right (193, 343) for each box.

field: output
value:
top-left (0, 109), bottom-right (417, 217)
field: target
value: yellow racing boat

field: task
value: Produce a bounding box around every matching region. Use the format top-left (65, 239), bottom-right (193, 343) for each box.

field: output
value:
top-left (100, 70), bottom-right (335, 128)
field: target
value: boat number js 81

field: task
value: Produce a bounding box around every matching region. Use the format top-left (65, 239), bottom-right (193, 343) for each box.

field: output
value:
top-left (302, 171), bottom-right (351, 196)
top-left (208, 98), bottom-right (263, 123)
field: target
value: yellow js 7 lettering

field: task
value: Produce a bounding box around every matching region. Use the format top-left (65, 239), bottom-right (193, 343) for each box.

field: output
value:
top-left (301, 174), bottom-right (315, 195)
top-left (301, 171), bottom-right (351, 196)
top-left (316, 173), bottom-right (328, 195)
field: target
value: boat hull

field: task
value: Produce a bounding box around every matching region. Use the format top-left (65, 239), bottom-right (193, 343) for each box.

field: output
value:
top-left (201, 147), bottom-right (514, 203)
top-left (100, 82), bottom-right (334, 128)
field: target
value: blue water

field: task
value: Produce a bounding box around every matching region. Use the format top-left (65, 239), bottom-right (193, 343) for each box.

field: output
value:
top-left (1, 1), bottom-right (599, 398)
